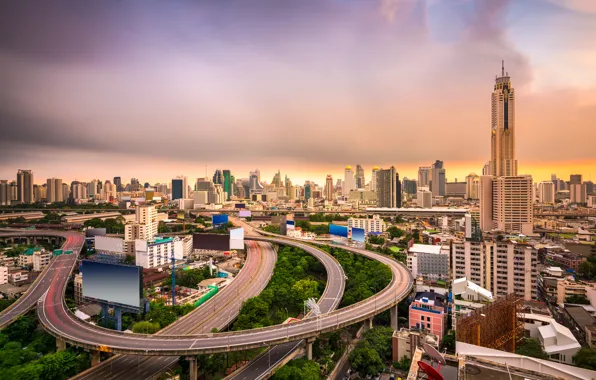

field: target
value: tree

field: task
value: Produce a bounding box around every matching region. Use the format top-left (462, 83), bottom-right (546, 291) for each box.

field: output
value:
top-left (362, 327), bottom-right (394, 360)
top-left (272, 358), bottom-right (321, 380)
top-left (573, 347), bottom-right (596, 370)
top-left (349, 345), bottom-right (384, 376)
top-left (132, 321), bottom-right (161, 334)
top-left (393, 355), bottom-right (411, 371)
top-left (515, 338), bottom-right (548, 359)
top-left (386, 226), bottom-right (406, 239)
top-left (566, 295), bottom-right (591, 304)
top-left (291, 279), bottom-right (320, 308)
top-left (441, 330), bottom-right (456, 353)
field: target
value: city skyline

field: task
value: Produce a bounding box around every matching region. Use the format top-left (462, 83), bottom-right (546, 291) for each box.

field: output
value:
top-left (1, 1), bottom-right (595, 183)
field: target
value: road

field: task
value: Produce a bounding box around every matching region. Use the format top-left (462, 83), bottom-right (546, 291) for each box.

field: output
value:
top-left (0, 230), bottom-right (85, 329)
top-left (36, 233), bottom-right (410, 356)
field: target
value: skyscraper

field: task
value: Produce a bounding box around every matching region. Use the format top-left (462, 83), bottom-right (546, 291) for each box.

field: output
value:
top-left (538, 181), bottom-right (555, 204)
top-left (171, 176), bottom-right (187, 200)
top-left (431, 160), bottom-right (445, 197)
top-left (465, 173), bottom-right (480, 200)
top-left (371, 166), bottom-right (380, 192)
top-left (16, 169), bottom-right (34, 204)
top-left (271, 171), bottom-right (282, 188)
top-left (376, 166), bottom-right (401, 208)
top-left (343, 166), bottom-right (356, 195)
top-left (324, 175), bottom-right (334, 200)
top-left (490, 61), bottom-right (517, 177)
top-left (212, 170), bottom-right (223, 185)
top-left (355, 165), bottom-right (365, 189)
top-left (0, 180), bottom-right (9, 205)
top-left (46, 178), bottom-right (63, 203)
top-left (492, 175), bottom-right (533, 235)
top-left (223, 170), bottom-right (232, 201)
top-left (417, 167), bottom-right (431, 188)
top-left (113, 176), bottom-right (122, 192)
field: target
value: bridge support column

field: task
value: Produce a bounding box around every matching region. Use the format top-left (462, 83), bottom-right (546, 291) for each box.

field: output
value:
top-left (90, 350), bottom-right (101, 367)
top-left (306, 337), bottom-right (316, 361)
top-left (390, 305), bottom-right (398, 331)
top-left (186, 356), bottom-right (198, 380)
top-left (363, 317), bottom-right (373, 332)
top-left (56, 338), bottom-right (66, 352)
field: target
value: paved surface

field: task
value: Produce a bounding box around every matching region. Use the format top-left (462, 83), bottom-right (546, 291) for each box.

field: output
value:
top-left (0, 230), bottom-right (84, 329)
top-left (72, 240), bottom-right (279, 380)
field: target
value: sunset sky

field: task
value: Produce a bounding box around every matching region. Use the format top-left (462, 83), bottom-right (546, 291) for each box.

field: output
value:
top-left (1, 0), bottom-right (595, 186)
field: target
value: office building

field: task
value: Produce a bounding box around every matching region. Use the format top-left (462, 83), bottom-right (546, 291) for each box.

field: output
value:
top-left (446, 181), bottom-right (466, 198)
top-left (431, 160), bottom-right (445, 197)
top-left (465, 173), bottom-right (480, 200)
top-left (124, 205), bottom-right (158, 254)
top-left (324, 175), bottom-right (334, 200)
top-left (407, 244), bottom-right (449, 281)
top-left (343, 166), bottom-right (356, 195)
top-left (416, 189), bottom-right (432, 208)
top-left (418, 167), bottom-right (431, 188)
top-left (490, 61), bottom-right (517, 177)
top-left (451, 239), bottom-right (538, 300)
top-left (347, 214), bottom-right (386, 234)
top-left (70, 181), bottom-right (87, 202)
top-left (304, 183), bottom-right (312, 201)
top-left (570, 182), bottom-right (587, 204)
top-left (16, 169), bottom-right (34, 204)
top-left (538, 181), bottom-right (556, 204)
top-left (212, 170), bottom-right (223, 185)
top-left (376, 166), bottom-right (401, 208)
top-left (113, 177), bottom-right (123, 192)
top-left (46, 178), bottom-right (63, 203)
top-left (402, 178), bottom-right (417, 195)
top-left (355, 165), bottom-right (365, 189)
top-left (370, 166), bottom-right (379, 192)
top-left (171, 176), bottom-right (187, 201)
top-left (0, 180), bottom-right (9, 205)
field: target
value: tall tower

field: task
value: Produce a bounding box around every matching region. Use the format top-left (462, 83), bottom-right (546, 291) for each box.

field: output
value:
top-left (343, 166), bottom-right (356, 195)
top-left (376, 166), bottom-right (401, 208)
top-left (371, 166), bottom-right (380, 192)
top-left (325, 175), bottom-right (334, 200)
top-left (16, 169), bottom-right (34, 204)
top-left (490, 61), bottom-right (517, 177)
top-left (355, 165), bottom-right (365, 189)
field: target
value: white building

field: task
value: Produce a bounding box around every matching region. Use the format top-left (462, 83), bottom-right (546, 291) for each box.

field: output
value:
top-left (74, 273), bottom-right (83, 305)
top-left (0, 266), bottom-right (7, 285)
top-left (480, 175), bottom-right (533, 235)
top-left (465, 173), bottom-right (480, 200)
top-left (416, 189), bottom-right (433, 208)
top-left (407, 244), bottom-right (449, 281)
top-left (538, 181), bottom-right (556, 204)
top-left (452, 239), bottom-right (538, 300)
top-left (32, 250), bottom-right (52, 272)
top-left (124, 205), bottom-right (158, 255)
top-left (452, 277), bottom-right (493, 302)
top-left (347, 214), bottom-right (386, 234)
top-left (135, 237), bottom-right (184, 269)
top-left (343, 166), bottom-right (356, 196)
top-left (538, 320), bottom-right (581, 365)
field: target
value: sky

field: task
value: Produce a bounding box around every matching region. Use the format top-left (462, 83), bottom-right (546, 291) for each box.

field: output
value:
top-left (1, 0), bottom-right (595, 186)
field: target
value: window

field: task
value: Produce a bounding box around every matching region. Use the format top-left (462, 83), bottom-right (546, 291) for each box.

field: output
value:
top-left (427, 317), bottom-right (431, 322)
top-left (421, 316), bottom-right (424, 321)
top-left (427, 323), bottom-right (431, 328)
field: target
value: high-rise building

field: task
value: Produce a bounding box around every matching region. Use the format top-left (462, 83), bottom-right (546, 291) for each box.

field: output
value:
top-left (538, 181), bottom-right (555, 204)
top-left (402, 178), bottom-right (417, 195)
top-left (324, 175), bottom-right (334, 200)
top-left (417, 189), bottom-right (432, 208)
top-left (171, 176), bottom-right (188, 200)
top-left (569, 174), bottom-right (582, 185)
top-left (271, 171), bottom-right (282, 188)
top-left (417, 167), bottom-right (431, 188)
top-left (492, 175), bottom-right (533, 235)
top-left (125, 205), bottom-right (159, 256)
top-left (87, 179), bottom-right (98, 198)
top-left (249, 170), bottom-right (263, 194)
top-left (0, 180), bottom-right (9, 205)
top-left (130, 178), bottom-right (141, 191)
top-left (212, 170), bottom-right (223, 185)
top-left (223, 170), bottom-right (232, 201)
top-left (33, 184), bottom-right (46, 203)
top-left (585, 181), bottom-right (594, 195)
top-left (490, 61), bottom-right (517, 177)
top-left (376, 166), bottom-right (401, 208)
top-left (570, 182), bottom-right (587, 204)
top-left (343, 166), bottom-right (356, 195)
top-left (16, 169), bottom-right (34, 204)
top-left (304, 183), bottom-right (312, 201)
top-left (113, 176), bottom-right (123, 192)
top-left (355, 165), bottom-right (365, 189)
top-left (46, 178), bottom-right (63, 203)
top-left (371, 166), bottom-right (380, 192)
top-left (431, 161), bottom-right (445, 197)
top-left (62, 183), bottom-right (70, 202)
top-left (70, 181), bottom-right (87, 201)
top-left (465, 173), bottom-right (480, 200)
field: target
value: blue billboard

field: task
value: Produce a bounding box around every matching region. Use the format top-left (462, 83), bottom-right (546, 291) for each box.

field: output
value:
top-left (212, 214), bottom-right (229, 226)
top-left (81, 260), bottom-right (142, 308)
top-left (352, 227), bottom-right (365, 242)
top-left (329, 224), bottom-right (348, 238)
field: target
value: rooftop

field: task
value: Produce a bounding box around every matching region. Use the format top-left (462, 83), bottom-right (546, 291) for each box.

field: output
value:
top-left (409, 243), bottom-right (443, 255)
top-left (564, 304), bottom-right (595, 331)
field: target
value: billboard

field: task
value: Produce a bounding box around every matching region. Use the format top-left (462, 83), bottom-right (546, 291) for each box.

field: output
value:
top-left (239, 210), bottom-right (251, 218)
top-left (81, 260), bottom-right (142, 308)
top-left (212, 214), bottom-right (229, 226)
top-left (286, 220), bottom-right (295, 231)
top-left (85, 228), bottom-right (107, 238)
top-left (329, 224), bottom-right (348, 237)
top-left (193, 234), bottom-right (230, 251)
top-left (94, 236), bottom-right (124, 253)
top-left (351, 227), bottom-right (365, 242)
top-left (235, 203), bottom-right (246, 209)
top-left (230, 228), bottom-right (245, 250)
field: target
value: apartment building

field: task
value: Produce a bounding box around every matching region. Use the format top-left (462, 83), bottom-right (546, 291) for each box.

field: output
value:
top-left (451, 239), bottom-right (538, 300)
top-left (32, 250), bottom-right (52, 272)
top-left (124, 205), bottom-right (158, 255)
top-left (135, 237), bottom-right (184, 269)
top-left (409, 292), bottom-right (448, 345)
top-left (74, 273), bottom-right (83, 305)
top-left (0, 266), bottom-right (7, 285)
top-left (347, 214), bottom-right (386, 234)
top-left (407, 244), bottom-right (449, 281)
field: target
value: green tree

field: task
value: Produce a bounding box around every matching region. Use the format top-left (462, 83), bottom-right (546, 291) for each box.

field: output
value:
top-left (386, 226), bottom-right (406, 239)
top-left (291, 279), bottom-right (320, 308)
top-left (272, 358), bottom-right (321, 380)
top-left (573, 347), bottom-right (596, 370)
top-left (132, 321), bottom-right (161, 334)
top-left (566, 295), bottom-right (591, 304)
top-left (516, 338), bottom-right (548, 359)
top-left (83, 218), bottom-right (105, 229)
top-left (393, 355), bottom-right (411, 371)
top-left (441, 330), bottom-right (456, 353)
top-left (349, 345), bottom-right (384, 376)
top-left (362, 327), bottom-right (394, 360)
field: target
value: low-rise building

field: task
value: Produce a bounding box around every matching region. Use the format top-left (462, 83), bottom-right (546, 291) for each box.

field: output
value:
top-left (409, 291), bottom-right (448, 344)
top-left (0, 266), bottom-right (7, 285)
top-left (392, 328), bottom-right (439, 362)
top-left (347, 214), bottom-right (386, 234)
top-left (32, 250), bottom-right (52, 272)
top-left (537, 320), bottom-right (581, 365)
top-left (8, 271), bottom-right (29, 286)
top-left (557, 276), bottom-right (587, 304)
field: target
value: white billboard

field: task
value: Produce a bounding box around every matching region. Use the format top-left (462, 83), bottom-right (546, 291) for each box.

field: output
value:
top-left (230, 227), bottom-right (245, 250)
top-left (239, 210), bottom-right (251, 218)
top-left (94, 236), bottom-right (124, 253)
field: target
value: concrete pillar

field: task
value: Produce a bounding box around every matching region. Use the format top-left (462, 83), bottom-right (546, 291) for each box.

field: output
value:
top-left (306, 337), bottom-right (316, 361)
top-left (56, 338), bottom-right (66, 352)
top-left (91, 350), bottom-right (101, 367)
top-left (390, 305), bottom-right (398, 331)
top-left (187, 356), bottom-right (198, 380)
top-left (363, 317), bottom-right (373, 331)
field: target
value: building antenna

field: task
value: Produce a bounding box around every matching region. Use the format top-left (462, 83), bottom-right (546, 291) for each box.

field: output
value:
top-left (502, 60), bottom-right (505, 77)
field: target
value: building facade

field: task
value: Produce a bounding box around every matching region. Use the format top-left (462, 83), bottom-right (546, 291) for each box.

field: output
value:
top-left (347, 214), bottom-right (386, 234)
top-left (490, 62), bottom-right (517, 177)
top-left (376, 166), bottom-right (401, 208)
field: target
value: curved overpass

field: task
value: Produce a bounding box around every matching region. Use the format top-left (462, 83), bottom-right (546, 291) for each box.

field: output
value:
top-left (38, 234), bottom-right (412, 356)
top-left (0, 230), bottom-right (85, 329)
